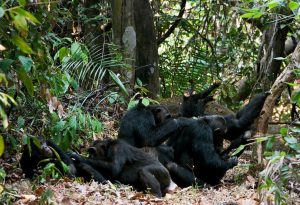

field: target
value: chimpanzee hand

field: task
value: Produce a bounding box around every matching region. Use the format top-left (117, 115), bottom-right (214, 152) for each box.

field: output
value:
top-left (69, 153), bottom-right (85, 163)
top-left (228, 156), bottom-right (238, 168)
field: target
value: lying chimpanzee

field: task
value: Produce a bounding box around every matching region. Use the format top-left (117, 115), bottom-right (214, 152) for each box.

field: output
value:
top-left (214, 91), bottom-right (270, 153)
top-left (20, 137), bottom-right (106, 183)
top-left (167, 115), bottom-right (238, 186)
top-left (142, 145), bottom-right (199, 187)
top-left (179, 82), bottom-right (221, 117)
top-left (72, 139), bottom-right (174, 197)
top-left (118, 99), bottom-right (189, 147)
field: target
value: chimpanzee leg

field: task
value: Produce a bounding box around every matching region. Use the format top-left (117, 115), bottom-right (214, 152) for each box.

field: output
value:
top-left (138, 166), bottom-right (164, 197)
top-left (167, 162), bottom-right (196, 188)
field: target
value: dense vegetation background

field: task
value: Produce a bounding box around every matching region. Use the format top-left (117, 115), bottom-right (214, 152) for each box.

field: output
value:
top-left (0, 0), bottom-right (299, 204)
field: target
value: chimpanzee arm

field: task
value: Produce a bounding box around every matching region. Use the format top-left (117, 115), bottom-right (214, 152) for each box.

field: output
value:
top-left (45, 140), bottom-right (77, 177)
top-left (145, 118), bottom-right (191, 147)
top-left (193, 82), bottom-right (220, 99)
top-left (77, 162), bottom-right (107, 183)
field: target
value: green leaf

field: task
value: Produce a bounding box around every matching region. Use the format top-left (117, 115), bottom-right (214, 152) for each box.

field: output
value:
top-left (0, 59), bottom-right (14, 73)
top-left (280, 127), bottom-right (288, 136)
top-left (284, 136), bottom-right (297, 144)
top-left (266, 136), bottom-right (275, 150)
top-left (109, 70), bottom-right (129, 95)
top-left (241, 12), bottom-right (255, 18)
top-left (0, 109), bottom-right (8, 129)
top-left (268, 1), bottom-right (280, 9)
top-left (18, 0), bottom-right (26, 6)
top-left (252, 12), bottom-right (264, 19)
top-left (69, 116), bottom-right (77, 130)
top-left (127, 100), bottom-right (139, 110)
top-left (17, 68), bottom-right (34, 96)
top-left (13, 8), bottom-right (40, 24)
top-left (142, 98), bottom-right (150, 106)
top-left (231, 145), bottom-right (245, 156)
top-left (0, 7), bottom-right (4, 18)
top-left (17, 116), bottom-right (25, 128)
top-left (288, 1), bottom-right (299, 10)
top-left (59, 47), bottom-right (70, 63)
top-left (18, 56), bottom-right (33, 72)
top-left (0, 135), bottom-right (4, 157)
top-left (70, 42), bottom-right (81, 55)
top-left (11, 35), bottom-right (34, 54)
top-left (13, 15), bottom-right (28, 32)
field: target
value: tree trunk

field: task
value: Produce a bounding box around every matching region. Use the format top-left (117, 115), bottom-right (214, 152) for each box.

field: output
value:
top-left (257, 16), bottom-right (292, 91)
top-left (112, 0), bottom-right (159, 98)
top-left (255, 42), bottom-right (300, 164)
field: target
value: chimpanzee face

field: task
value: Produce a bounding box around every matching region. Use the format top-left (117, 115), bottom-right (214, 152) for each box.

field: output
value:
top-left (151, 106), bottom-right (171, 125)
top-left (203, 115), bottom-right (227, 136)
top-left (88, 140), bottom-right (109, 159)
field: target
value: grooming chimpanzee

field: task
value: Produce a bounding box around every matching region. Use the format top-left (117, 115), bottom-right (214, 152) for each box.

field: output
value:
top-left (72, 139), bottom-right (173, 197)
top-left (118, 100), bottom-right (190, 147)
top-left (142, 145), bottom-right (199, 188)
top-left (179, 82), bottom-right (221, 118)
top-left (20, 137), bottom-right (106, 183)
top-left (167, 115), bottom-right (238, 186)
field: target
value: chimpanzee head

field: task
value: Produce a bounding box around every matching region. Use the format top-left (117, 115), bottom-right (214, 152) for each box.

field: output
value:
top-left (202, 115), bottom-right (227, 136)
top-left (150, 105), bottom-right (172, 125)
top-left (88, 139), bottom-right (112, 159)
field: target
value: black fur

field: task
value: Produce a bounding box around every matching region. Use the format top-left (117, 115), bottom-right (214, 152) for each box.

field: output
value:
top-left (167, 116), bottom-right (238, 186)
top-left (118, 100), bottom-right (189, 147)
top-left (180, 82), bottom-right (220, 117)
top-left (74, 139), bottom-right (172, 197)
top-left (20, 137), bottom-right (106, 183)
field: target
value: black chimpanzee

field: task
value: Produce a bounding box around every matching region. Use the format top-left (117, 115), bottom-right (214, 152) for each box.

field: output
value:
top-left (179, 82), bottom-right (221, 118)
top-left (72, 139), bottom-right (173, 197)
top-left (20, 137), bottom-right (106, 183)
top-left (142, 145), bottom-right (199, 188)
top-left (214, 91), bottom-right (270, 152)
top-left (118, 99), bottom-right (189, 147)
top-left (167, 115), bottom-right (238, 186)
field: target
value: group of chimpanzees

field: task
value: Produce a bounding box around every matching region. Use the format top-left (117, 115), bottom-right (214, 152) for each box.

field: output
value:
top-left (20, 83), bottom-right (270, 197)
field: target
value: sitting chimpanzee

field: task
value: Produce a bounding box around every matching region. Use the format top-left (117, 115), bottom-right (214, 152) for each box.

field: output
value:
top-left (20, 137), bottom-right (106, 183)
top-left (142, 145), bottom-right (199, 188)
top-left (118, 99), bottom-right (190, 147)
top-left (71, 139), bottom-right (174, 197)
top-left (179, 82), bottom-right (221, 118)
top-left (167, 115), bottom-right (238, 186)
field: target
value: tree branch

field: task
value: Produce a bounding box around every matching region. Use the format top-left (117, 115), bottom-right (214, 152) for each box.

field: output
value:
top-left (157, 0), bottom-right (186, 45)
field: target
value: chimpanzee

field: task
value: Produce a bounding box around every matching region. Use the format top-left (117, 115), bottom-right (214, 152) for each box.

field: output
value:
top-left (215, 91), bottom-right (271, 150)
top-left (142, 145), bottom-right (199, 188)
top-left (20, 137), bottom-right (106, 183)
top-left (118, 99), bottom-right (190, 147)
top-left (72, 139), bottom-right (173, 197)
top-left (179, 82), bottom-right (221, 118)
top-left (167, 115), bottom-right (238, 186)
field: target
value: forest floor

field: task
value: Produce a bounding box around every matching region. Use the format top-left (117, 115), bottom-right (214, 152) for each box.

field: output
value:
top-left (1, 112), bottom-right (299, 205)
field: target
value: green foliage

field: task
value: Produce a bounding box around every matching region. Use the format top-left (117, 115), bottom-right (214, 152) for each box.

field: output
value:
top-left (0, 168), bottom-right (6, 182)
top-left (50, 108), bottom-right (103, 150)
top-left (259, 128), bottom-right (300, 204)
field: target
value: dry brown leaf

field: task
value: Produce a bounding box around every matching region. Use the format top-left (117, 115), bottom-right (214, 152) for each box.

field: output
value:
top-left (16, 194), bottom-right (37, 204)
top-left (57, 104), bottom-right (65, 119)
top-left (129, 192), bottom-right (145, 200)
top-left (237, 198), bottom-right (259, 205)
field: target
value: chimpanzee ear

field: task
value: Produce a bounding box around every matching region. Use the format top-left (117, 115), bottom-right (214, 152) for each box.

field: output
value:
top-left (88, 147), bottom-right (97, 155)
top-left (154, 107), bottom-right (162, 113)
